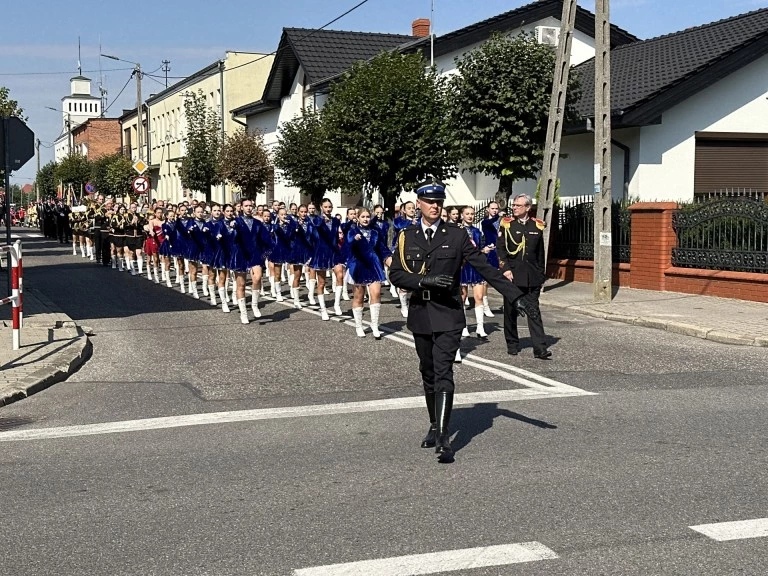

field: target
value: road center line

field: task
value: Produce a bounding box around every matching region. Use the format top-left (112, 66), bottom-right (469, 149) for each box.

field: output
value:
top-left (690, 518), bottom-right (768, 541)
top-left (0, 388), bottom-right (590, 442)
top-left (292, 541), bottom-right (558, 576)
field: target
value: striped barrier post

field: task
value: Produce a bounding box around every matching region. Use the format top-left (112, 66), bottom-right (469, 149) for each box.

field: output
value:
top-left (0, 241), bottom-right (22, 350)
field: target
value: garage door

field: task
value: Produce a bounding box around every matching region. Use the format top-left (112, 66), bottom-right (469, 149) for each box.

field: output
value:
top-left (694, 136), bottom-right (768, 195)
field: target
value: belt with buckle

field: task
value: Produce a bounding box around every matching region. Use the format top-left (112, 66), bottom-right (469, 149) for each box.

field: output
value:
top-left (421, 289), bottom-right (431, 301)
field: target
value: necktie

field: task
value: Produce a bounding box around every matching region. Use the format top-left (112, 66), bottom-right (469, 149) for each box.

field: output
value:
top-left (425, 228), bottom-right (433, 245)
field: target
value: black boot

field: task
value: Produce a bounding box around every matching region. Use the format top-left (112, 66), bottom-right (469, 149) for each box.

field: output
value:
top-left (421, 393), bottom-right (436, 448)
top-left (434, 392), bottom-right (454, 463)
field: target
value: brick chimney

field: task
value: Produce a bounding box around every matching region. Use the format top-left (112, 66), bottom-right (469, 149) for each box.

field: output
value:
top-left (412, 18), bottom-right (431, 38)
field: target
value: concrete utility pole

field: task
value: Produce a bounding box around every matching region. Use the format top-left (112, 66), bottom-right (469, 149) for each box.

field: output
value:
top-left (135, 64), bottom-right (144, 162)
top-left (593, 0), bottom-right (613, 302)
top-left (538, 0), bottom-right (578, 264)
top-left (35, 138), bottom-right (40, 203)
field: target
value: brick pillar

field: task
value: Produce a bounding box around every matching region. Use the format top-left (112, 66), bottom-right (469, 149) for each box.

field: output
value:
top-left (628, 202), bottom-right (678, 291)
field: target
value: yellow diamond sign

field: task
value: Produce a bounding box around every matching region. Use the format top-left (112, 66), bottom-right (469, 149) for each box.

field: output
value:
top-left (132, 159), bottom-right (148, 175)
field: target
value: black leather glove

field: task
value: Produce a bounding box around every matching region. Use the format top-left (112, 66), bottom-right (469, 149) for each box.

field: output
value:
top-left (514, 294), bottom-right (541, 321)
top-left (419, 274), bottom-right (453, 290)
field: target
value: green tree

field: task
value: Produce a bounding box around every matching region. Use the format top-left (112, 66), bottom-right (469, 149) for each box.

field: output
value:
top-left (321, 51), bottom-right (457, 215)
top-left (36, 161), bottom-right (57, 199)
top-left (105, 154), bottom-right (135, 200)
top-left (449, 32), bottom-right (581, 199)
top-left (0, 86), bottom-right (26, 120)
top-left (273, 108), bottom-right (335, 206)
top-left (55, 153), bottom-right (91, 195)
top-left (218, 128), bottom-right (272, 199)
top-left (180, 90), bottom-right (221, 202)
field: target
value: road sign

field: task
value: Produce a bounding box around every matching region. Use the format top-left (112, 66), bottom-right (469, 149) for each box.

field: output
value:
top-left (132, 159), bottom-right (148, 175)
top-left (85, 182), bottom-right (94, 193)
top-left (0, 117), bottom-right (35, 171)
top-left (132, 176), bottom-right (149, 194)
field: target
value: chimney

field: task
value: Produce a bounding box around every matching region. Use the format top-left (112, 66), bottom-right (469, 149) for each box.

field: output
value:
top-left (412, 18), bottom-right (431, 38)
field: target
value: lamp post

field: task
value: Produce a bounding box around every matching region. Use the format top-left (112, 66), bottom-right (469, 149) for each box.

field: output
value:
top-left (45, 106), bottom-right (72, 155)
top-left (101, 54), bottom-right (143, 162)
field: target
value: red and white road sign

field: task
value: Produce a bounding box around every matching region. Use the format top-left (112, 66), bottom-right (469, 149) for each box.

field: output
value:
top-left (132, 176), bottom-right (149, 194)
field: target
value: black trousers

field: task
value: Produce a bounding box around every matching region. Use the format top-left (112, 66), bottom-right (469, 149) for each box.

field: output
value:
top-left (413, 329), bottom-right (462, 394)
top-left (503, 285), bottom-right (547, 353)
top-left (99, 230), bottom-right (112, 266)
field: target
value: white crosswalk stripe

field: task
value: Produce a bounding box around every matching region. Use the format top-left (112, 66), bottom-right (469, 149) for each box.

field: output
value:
top-left (690, 518), bottom-right (768, 541)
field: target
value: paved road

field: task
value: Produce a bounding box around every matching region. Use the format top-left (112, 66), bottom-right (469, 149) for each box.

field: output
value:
top-left (2, 234), bottom-right (767, 576)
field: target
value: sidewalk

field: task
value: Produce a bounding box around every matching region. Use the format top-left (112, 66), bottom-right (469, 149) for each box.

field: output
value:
top-left (0, 284), bottom-right (91, 407)
top-left (537, 280), bottom-right (768, 347)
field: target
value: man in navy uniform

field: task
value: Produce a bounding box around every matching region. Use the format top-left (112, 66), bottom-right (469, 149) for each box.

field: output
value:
top-left (390, 180), bottom-right (538, 463)
top-left (497, 193), bottom-right (551, 359)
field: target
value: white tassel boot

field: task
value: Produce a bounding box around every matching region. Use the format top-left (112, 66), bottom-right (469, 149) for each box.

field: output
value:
top-left (153, 266), bottom-right (160, 283)
top-left (342, 277), bottom-right (350, 301)
top-left (292, 287), bottom-right (302, 309)
top-left (475, 306), bottom-right (488, 338)
top-left (178, 275), bottom-right (185, 293)
top-left (307, 279), bottom-right (317, 305)
top-left (399, 291), bottom-right (409, 318)
top-left (370, 303), bottom-right (382, 340)
top-left (352, 307), bottom-right (365, 337)
top-left (250, 290), bottom-right (261, 318)
top-left (201, 281), bottom-right (209, 297)
top-left (318, 295), bottom-right (330, 321)
top-left (275, 281), bottom-right (284, 302)
top-left (238, 298), bottom-right (249, 324)
top-left (333, 286), bottom-right (343, 316)
top-left (269, 275), bottom-right (277, 298)
top-left (455, 347), bottom-right (463, 363)
top-left (191, 282), bottom-right (200, 299)
top-left (219, 288), bottom-right (230, 313)
top-left (482, 295), bottom-right (494, 317)
top-left (80, 244), bottom-right (86, 257)
top-left (209, 284), bottom-right (217, 306)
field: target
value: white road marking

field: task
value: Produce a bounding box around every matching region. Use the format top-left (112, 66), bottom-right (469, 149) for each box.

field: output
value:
top-left (293, 542), bottom-right (558, 576)
top-left (10, 232), bottom-right (43, 239)
top-left (0, 388), bottom-right (586, 442)
top-left (690, 518), bottom-right (768, 541)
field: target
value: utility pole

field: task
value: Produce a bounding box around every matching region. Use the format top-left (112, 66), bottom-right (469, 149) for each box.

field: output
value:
top-left (538, 0), bottom-right (578, 264)
top-left (135, 64), bottom-right (144, 162)
top-left (594, 0), bottom-right (613, 302)
top-left (35, 138), bottom-right (40, 203)
top-left (162, 60), bottom-right (171, 88)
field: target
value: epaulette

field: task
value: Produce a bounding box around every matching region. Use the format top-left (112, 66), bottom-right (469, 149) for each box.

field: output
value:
top-left (533, 218), bottom-right (546, 230)
top-left (499, 217), bottom-right (514, 229)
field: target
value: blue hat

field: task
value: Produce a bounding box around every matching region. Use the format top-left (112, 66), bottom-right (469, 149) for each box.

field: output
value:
top-left (416, 180), bottom-right (446, 200)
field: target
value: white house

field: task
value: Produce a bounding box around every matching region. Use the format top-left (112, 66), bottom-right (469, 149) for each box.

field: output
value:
top-left (52, 76), bottom-right (102, 162)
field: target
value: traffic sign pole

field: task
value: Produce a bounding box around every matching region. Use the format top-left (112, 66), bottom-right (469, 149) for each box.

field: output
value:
top-left (3, 117), bottom-right (11, 247)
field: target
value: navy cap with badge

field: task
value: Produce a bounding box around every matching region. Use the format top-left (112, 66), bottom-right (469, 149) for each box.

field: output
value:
top-left (415, 180), bottom-right (447, 201)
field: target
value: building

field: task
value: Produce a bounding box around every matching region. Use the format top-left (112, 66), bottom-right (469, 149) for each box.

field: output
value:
top-left (133, 51), bottom-right (274, 204)
top-left (52, 76), bottom-right (103, 162)
top-left (71, 118), bottom-right (121, 160)
top-left (118, 105), bottom-right (149, 163)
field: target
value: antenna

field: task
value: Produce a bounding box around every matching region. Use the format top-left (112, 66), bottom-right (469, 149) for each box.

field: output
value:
top-left (78, 36), bottom-right (82, 75)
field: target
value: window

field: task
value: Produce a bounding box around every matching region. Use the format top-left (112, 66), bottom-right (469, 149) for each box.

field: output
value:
top-left (68, 103), bottom-right (72, 112)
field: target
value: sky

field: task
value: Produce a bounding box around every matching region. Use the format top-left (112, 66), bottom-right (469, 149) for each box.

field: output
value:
top-left (2, 0), bottom-right (767, 186)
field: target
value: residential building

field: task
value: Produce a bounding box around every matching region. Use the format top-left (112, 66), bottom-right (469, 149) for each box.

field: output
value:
top-left (71, 118), bottom-right (121, 160)
top-left (118, 104), bottom-right (149, 162)
top-left (53, 76), bottom-right (102, 162)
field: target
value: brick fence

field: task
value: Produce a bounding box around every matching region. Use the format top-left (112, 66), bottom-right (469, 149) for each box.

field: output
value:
top-left (547, 202), bottom-right (768, 303)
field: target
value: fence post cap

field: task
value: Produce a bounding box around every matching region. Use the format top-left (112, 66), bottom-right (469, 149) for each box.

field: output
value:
top-left (628, 202), bottom-right (679, 212)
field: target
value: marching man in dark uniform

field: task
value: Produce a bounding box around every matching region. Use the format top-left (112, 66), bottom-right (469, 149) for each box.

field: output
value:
top-left (497, 193), bottom-right (552, 359)
top-left (389, 180), bottom-right (538, 464)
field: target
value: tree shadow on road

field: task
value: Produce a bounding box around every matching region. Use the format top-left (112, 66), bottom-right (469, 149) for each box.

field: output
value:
top-left (450, 402), bottom-right (557, 455)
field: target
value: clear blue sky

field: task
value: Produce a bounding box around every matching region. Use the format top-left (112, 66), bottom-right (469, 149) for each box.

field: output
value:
top-left (3, 0), bottom-right (766, 185)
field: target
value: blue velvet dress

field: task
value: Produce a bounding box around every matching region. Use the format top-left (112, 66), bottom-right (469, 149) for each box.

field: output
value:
top-left (390, 215), bottom-right (414, 251)
top-left (346, 225), bottom-right (391, 285)
top-left (222, 218), bottom-right (242, 271)
top-left (309, 215), bottom-right (344, 270)
top-left (481, 214), bottom-right (501, 269)
top-left (460, 225), bottom-right (485, 285)
top-left (291, 217), bottom-right (314, 265)
top-left (232, 215), bottom-right (272, 270)
top-left (159, 221), bottom-right (174, 258)
top-left (206, 218), bottom-right (229, 269)
top-left (371, 215), bottom-right (390, 247)
top-left (173, 218), bottom-right (192, 259)
top-left (187, 218), bottom-right (214, 265)
top-left (270, 219), bottom-right (296, 265)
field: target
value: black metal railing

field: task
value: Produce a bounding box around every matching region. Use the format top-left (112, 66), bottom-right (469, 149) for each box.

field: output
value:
top-left (551, 196), bottom-right (631, 263)
top-left (672, 198), bottom-right (768, 274)
top-left (695, 188), bottom-right (767, 204)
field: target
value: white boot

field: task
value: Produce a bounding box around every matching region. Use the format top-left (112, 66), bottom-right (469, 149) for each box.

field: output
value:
top-left (219, 288), bottom-right (230, 313)
top-left (399, 291), bottom-right (409, 318)
top-left (464, 296), bottom-right (470, 307)
top-left (331, 272), bottom-right (338, 291)
top-left (342, 277), bottom-right (351, 301)
top-left (191, 283), bottom-right (200, 299)
top-left (184, 259), bottom-right (190, 273)
top-left (232, 280), bottom-right (238, 304)
top-left (475, 306), bottom-right (488, 338)
top-left (269, 276), bottom-right (277, 298)
top-left (251, 290), bottom-right (261, 318)
top-left (352, 307), bottom-right (365, 337)
top-left (333, 286), bottom-right (343, 316)
top-left (482, 295), bottom-right (494, 318)
top-left (224, 274), bottom-right (231, 302)
top-left (389, 280), bottom-right (398, 298)
top-left (153, 267), bottom-right (160, 283)
top-left (178, 275), bottom-right (185, 293)
top-left (238, 298), bottom-right (249, 324)
top-left (462, 326), bottom-right (470, 338)
top-left (318, 296), bottom-right (330, 321)
top-left (455, 348), bottom-right (463, 363)
top-left (72, 245), bottom-right (77, 256)
top-left (307, 279), bottom-right (317, 305)
top-left (281, 264), bottom-right (288, 282)
top-left (161, 261), bottom-right (167, 281)
top-left (209, 284), bottom-right (217, 306)
top-left (80, 245), bottom-right (86, 257)
top-left (166, 273), bottom-right (173, 288)
top-left (116, 257), bottom-right (122, 271)
top-left (275, 281), bottom-right (285, 302)
top-left (88, 246), bottom-right (94, 261)
top-left (370, 303), bottom-right (382, 340)
top-left (201, 281), bottom-right (209, 297)
top-left (137, 255), bottom-right (144, 275)
top-left (292, 287), bottom-right (302, 309)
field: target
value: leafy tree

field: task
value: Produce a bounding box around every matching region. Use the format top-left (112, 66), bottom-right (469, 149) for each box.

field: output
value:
top-left (106, 154), bottom-right (135, 200)
top-left (321, 51), bottom-right (457, 215)
top-left (0, 86), bottom-right (26, 120)
top-left (273, 108), bottom-right (335, 206)
top-left (449, 32), bottom-right (581, 199)
top-left (36, 161), bottom-right (58, 199)
top-left (55, 153), bottom-right (90, 192)
top-left (180, 90), bottom-right (221, 202)
top-left (218, 128), bottom-right (272, 198)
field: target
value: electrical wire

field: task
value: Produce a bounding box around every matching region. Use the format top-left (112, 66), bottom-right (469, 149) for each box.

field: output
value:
top-left (0, 67), bottom-right (133, 77)
top-left (102, 72), bottom-right (135, 115)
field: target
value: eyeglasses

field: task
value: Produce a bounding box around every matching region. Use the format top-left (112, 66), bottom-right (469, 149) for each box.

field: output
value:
top-left (511, 203), bottom-right (529, 208)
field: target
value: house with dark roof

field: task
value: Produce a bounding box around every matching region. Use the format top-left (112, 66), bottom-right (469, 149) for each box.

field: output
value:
top-left (515, 7), bottom-right (768, 203)
top-left (233, 0), bottom-right (636, 208)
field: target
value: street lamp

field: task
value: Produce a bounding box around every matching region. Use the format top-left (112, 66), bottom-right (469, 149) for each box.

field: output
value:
top-left (44, 105), bottom-right (72, 155)
top-left (101, 53), bottom-right (144, 162)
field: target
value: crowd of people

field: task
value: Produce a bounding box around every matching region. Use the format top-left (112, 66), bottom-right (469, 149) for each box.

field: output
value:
top-left (50, 189), bottom-right (549, 361)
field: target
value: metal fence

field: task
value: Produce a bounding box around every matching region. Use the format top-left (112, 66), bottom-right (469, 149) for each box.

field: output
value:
top-left (672, 197), bottom-right (768, 274)
top-left (695, 188), bottom-right (767, 204)
top-left (550, 195), bottom-right (631, 263)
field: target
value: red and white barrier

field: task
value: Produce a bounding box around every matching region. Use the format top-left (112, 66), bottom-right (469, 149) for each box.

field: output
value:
top-left (0, 240), bottom-right (23, 350)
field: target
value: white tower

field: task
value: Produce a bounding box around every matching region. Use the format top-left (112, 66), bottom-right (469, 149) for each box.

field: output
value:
top-left (54, 76), bottom-right (102, 162)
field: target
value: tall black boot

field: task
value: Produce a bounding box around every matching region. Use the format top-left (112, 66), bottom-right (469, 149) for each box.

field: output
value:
top-left (421, 393), bottom-right (437, 448)
top-left (434, 392), bottom-right (454, 463)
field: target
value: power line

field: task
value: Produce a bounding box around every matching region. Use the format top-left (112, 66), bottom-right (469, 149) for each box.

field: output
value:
top-left (102, 72), bottom-right (135, 115)
top-left (0, 67), bottom-right (133, 77)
